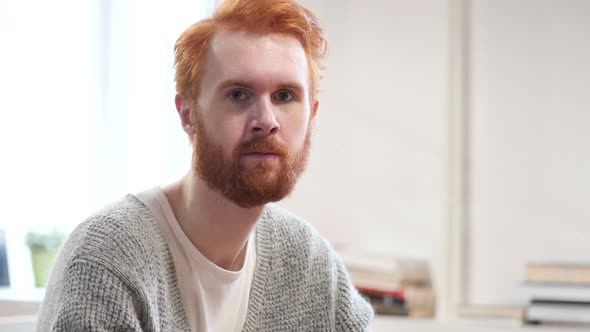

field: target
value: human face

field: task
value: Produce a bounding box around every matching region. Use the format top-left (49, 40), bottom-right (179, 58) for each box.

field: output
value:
top-left (189, 29), bottom-right (318, 207)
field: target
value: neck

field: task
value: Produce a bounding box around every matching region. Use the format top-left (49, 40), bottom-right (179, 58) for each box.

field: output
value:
top-left (162, 170), bottom-right (263, 271)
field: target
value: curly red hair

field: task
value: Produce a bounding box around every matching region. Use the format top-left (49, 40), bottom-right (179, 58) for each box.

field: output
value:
top-left (174, 0), bottom-right (327, 103)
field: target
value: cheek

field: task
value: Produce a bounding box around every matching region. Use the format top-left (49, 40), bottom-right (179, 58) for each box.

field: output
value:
top-left (279, 111), bottom-right (311, 148)
top-left (218, 127), bottom-right (243, 157)
top-left (201, 113), bottom-right (244, 157)
top-left (228, 118), bottom-right (254, 153)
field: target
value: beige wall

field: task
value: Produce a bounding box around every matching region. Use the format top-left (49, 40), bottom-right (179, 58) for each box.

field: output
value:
top-left (469, 0), bottom-right (590, 304)
top-left (280, 0), bottom-right (448, 257)
top-left (285, 0), bottom-right (590, 307)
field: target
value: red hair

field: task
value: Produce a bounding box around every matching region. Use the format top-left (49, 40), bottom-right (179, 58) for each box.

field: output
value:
top-left (174, 0), bottom-right (327, 103)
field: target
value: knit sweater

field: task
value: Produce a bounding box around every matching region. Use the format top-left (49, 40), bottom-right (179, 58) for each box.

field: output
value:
top-left (37, 195), bottom-right (373, 331)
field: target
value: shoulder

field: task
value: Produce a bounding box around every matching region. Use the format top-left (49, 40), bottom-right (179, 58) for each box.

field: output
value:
top-left (39, 195), bottom-right (184, 331)
top-left (58, 194), bottom-right (167, 274)
top-left (259, 204), bottom-right (337, 266)
top-left (262, 204), bottom-right (328, 245)
top-left (254, 205), bottom-right (374, 329)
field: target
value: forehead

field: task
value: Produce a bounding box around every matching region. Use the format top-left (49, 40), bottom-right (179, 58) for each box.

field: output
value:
top-left (202, 29), bottom-right (309, 91)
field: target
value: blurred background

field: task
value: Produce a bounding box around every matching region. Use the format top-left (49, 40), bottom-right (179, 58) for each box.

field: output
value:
top-left (0, 0), bottom-right (589, 330)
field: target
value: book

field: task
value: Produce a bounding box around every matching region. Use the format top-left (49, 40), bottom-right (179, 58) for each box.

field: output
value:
top-left (404, 287), bottom-right (436, 318)
top-left (457, 305), bottom-right (524, 319)
top-left (367, 296), bottom-right (409, 316)
top-left (525, 300), bottom-right (590, 326)
top-left (337, 248), bottom-right (435, 317)
top-left (357, 285), bottom-right (435, 317)
top-left (526, 262), bottom-right (590, 285)
top-left (338, 248), bottom-right (431, 288)
top-left (356, 285), bottom-right (405, 300)
top-left (362, 289), bottom-right (407, 316)
top-left (521, 282), bottom-right (590, 302)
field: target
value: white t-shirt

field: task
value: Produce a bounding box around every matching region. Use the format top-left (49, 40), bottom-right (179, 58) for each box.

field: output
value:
top-left (137, 187), bottom-right (256, 332)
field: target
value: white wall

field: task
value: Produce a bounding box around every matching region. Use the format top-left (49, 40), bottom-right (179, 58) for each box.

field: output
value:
top-left (283, 0), bottom-right (590, 308)
top-left (281, 0), bottom-right (448, 258)
top-left (469, 0), bottom-right (590, 305)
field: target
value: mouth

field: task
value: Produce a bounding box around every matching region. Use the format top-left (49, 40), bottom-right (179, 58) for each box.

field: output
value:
top-left (241, 151), bottom-right (281, 162)
top-left (243, 149), bottom-right (281, 156)
top-left (246, 151), bottom-right (277, 156)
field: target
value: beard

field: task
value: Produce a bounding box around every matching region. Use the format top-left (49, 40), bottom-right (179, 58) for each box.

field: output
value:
top-left (191, 116), bottom-right (312, 208)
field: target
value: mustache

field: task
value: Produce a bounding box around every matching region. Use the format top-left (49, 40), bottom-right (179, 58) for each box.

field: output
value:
top-left (235, 136), bottom-right (288, 157)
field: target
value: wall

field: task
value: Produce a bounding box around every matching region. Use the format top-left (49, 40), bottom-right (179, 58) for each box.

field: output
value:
top-left (469, 0), bottom-right (590, 305)
top-left (280, 0), bottom-right (448, 258)
top-left (283, 0), bottom-right (590, 307)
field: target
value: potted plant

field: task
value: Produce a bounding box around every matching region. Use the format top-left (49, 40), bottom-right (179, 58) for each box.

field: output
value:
top-left (25, 229), bottom-right (67, 288)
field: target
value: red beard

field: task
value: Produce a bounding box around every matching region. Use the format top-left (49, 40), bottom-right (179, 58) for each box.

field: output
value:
top-left (192, 117), bottom-right (311, 208)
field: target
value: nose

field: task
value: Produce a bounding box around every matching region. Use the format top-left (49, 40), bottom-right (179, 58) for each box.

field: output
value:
top-left (249, 98), bottom-right (280, 137)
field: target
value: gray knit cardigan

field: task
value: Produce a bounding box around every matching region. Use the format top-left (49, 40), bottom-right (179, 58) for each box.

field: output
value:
top-left (37, 195), bottom-right (373, 331)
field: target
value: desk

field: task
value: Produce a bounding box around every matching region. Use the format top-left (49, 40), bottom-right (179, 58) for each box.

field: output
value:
top-left (1, 313), bottom-right (588, 331)
top-left (0, 316), bottom-right (36, 332)
top-left (373, 316), bottom-right (588, 332)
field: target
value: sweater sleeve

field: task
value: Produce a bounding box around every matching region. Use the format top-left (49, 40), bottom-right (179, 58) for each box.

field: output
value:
top-left (37, 259), bottom-right (143, 332)
top-left (334, 257), bottom-right (374, 332)
top-left (336, 259), bottom-right (374, 332)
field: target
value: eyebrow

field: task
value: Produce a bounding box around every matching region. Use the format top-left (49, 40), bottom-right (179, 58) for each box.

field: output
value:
top-left (216, 80), bottom-right (251, 92)
top-left (277, 82), bottom-right (305, 94)
top-left (215, 80), bottom-right (305, 94)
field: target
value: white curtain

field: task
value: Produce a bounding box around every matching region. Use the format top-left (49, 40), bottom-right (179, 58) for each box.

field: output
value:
top-left (0, 0), bottom-right (213, 298)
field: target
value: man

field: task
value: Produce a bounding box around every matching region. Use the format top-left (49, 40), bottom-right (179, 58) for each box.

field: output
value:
top-left (37, 0), bottom-right (374, 331)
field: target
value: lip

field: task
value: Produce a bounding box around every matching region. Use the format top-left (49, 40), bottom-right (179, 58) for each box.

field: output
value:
top-left (246, 150), bottom-right (277, 155)
top-left (241, 152), bottom-right (280, 162)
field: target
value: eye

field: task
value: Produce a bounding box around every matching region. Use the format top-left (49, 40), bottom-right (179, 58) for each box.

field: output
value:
top-left (227, 90), bottom-right (248, 102)
top-left (272, 90), bottom-right (294, 103)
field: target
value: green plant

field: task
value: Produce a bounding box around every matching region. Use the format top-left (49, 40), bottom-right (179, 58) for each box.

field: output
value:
top-left (25, 229), bottom-right (67, 252)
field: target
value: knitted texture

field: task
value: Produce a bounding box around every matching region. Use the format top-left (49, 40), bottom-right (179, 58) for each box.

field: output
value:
top-left (37, 195), bottom-right (373, 331)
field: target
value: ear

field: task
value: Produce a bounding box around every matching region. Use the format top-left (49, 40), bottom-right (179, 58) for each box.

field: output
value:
top-left (176, 94), bottom-right (193, 134)
top-left (310, 99), bottom-right (319, 123)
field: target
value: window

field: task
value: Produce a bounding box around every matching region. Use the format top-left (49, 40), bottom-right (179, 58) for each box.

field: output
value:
top-left (0, 0), bottom-right (214, 300)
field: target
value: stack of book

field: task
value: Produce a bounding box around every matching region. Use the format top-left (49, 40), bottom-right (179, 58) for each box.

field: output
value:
top-left (523, 262), bottom-right (590, 326)
top-left (338, 249), bottom-right (435, 317)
